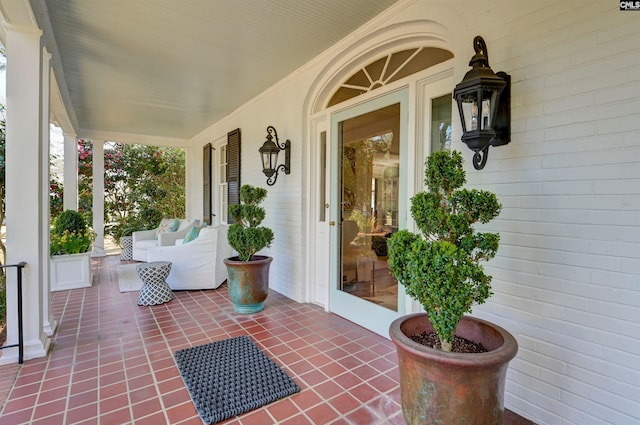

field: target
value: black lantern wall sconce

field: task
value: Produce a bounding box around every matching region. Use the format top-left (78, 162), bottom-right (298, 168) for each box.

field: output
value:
top-left (453, 36), bottom-right (511, 170)
top-left (259, 125), bottom-right (290, 186)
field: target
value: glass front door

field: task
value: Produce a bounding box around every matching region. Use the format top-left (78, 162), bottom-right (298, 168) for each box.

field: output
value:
top-left (330, 90), bottom-right (408, 337)
top-left (340, 103), bottom-right (399, 310)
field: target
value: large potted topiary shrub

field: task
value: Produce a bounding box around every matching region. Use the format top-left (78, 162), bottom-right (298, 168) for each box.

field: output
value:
top-left (223, 185), bottom-right (274, 314)
top-left (50, 209), bottom-right (95, 291)
top-left (387, 150), bottom-right (518, 424)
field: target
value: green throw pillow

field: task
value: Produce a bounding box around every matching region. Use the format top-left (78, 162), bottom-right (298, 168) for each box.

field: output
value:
top-left (183, 225), bottom-right (204, 244)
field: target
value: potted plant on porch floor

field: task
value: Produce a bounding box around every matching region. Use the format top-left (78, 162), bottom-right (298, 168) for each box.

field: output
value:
top-left (50, 209), bottom-right (95, 291)
top-left (387, 150), bottom-right (518, 424)
top-left (223, 185), bottom-right (274, 314)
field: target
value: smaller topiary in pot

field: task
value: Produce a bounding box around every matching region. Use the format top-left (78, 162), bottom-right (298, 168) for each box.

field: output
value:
top-left (227, 185), bottom-right (274, 262)
top-left (387, 150), bottom-right (517, 424)
top-left (224, 185), bottom-right (275, 313)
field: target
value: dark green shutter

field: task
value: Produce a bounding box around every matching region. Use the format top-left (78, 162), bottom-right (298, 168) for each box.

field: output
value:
top-left (227, 128), bottom-right (241, 224)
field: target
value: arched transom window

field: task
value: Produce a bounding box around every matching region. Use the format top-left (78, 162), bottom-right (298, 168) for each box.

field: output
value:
top-left (328, 47), bottom-right (453, 107)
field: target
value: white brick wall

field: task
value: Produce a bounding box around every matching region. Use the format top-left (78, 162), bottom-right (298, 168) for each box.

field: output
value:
top-left (464, 1), bottom-right (640, 423)
top-left (193, 0), bottom-right (640, 422)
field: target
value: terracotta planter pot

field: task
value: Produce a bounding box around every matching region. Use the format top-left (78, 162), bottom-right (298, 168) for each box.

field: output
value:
top-left (223, 256), bottom-right (272, 314)
top-left (389, 313), bottom-right (518, 425)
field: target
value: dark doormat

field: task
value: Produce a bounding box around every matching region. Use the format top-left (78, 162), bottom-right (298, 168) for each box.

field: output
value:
top-left (174, 335), bottom-right (300, 424)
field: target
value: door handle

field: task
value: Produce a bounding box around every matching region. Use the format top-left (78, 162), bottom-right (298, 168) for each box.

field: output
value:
top-left (329, 221), bottom-right (336, 226)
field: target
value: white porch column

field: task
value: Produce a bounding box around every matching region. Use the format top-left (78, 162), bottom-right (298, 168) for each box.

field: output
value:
top-left (2, 23), bottom-right (50, 363)
top-left (91, 140), bottom-right (106, 257)
top-left (184, 145), bottom-right (194, 220)
top-left (40, 47), bottom-right (57, 336)
top-left (63, 132), bottom-right (78, 211)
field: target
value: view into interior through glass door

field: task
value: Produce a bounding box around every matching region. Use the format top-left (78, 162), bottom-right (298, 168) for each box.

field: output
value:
top-left (339, 103), bottom-right (400, 311)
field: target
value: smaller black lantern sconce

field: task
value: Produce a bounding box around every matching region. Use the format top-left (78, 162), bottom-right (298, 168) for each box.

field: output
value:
top-left (259, 125), bottom-right (290, 186)
top-left (453, 36), bottom-right (511, 170)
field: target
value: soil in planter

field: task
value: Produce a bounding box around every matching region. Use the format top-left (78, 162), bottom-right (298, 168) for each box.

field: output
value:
top-left (411, 331), bottom-right (488, 353)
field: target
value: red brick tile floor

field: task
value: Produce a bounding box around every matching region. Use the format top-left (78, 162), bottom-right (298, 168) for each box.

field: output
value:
top-left (0, 254), bottom-right (535, 424)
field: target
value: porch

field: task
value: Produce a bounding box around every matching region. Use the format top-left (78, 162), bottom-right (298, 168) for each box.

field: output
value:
top-left (0, 255), bottom-right (533, 425)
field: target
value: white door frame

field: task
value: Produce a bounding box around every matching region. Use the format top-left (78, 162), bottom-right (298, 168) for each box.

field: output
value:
top-left (306, 117), bottom-right (332, 307)
top-left (304, 64), bottom-right (455, 335)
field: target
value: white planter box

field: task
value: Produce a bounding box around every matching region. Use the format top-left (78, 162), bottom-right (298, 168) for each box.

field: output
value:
top-left (50, 252), bottom-right (93, 291)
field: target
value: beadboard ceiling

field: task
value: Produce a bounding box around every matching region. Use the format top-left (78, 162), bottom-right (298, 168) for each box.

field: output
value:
top-left (28, 0), bottom-right (399, 143)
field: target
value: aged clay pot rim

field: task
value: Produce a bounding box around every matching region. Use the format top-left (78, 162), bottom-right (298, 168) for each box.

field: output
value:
top-left (224, 255), bottom-right (273, 265)
top-left (389, 313), bottom-right (518, 367)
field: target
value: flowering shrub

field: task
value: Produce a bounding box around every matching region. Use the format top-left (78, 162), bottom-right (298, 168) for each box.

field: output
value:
top-left (50, 228), bottom-right (94, 255)
top-left (50, 209), bottom-right (94, 255)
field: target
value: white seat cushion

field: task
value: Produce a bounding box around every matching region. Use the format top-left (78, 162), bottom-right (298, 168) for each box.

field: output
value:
top-left (136, 240), bottom-right (159, 251)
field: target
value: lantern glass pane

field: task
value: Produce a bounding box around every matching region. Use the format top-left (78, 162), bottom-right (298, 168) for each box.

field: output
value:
top-left (270, 151), bottom-right (279, 170)
top-left (459, 91), bottom-right (478, 132)
top-left (481, 89), bottom-right (499, 130)
top-left (261, 151), bottom-right (271, 170)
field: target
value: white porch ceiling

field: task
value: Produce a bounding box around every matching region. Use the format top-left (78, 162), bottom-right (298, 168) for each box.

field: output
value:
top-left (28, 0), bottom-right (400, 143)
